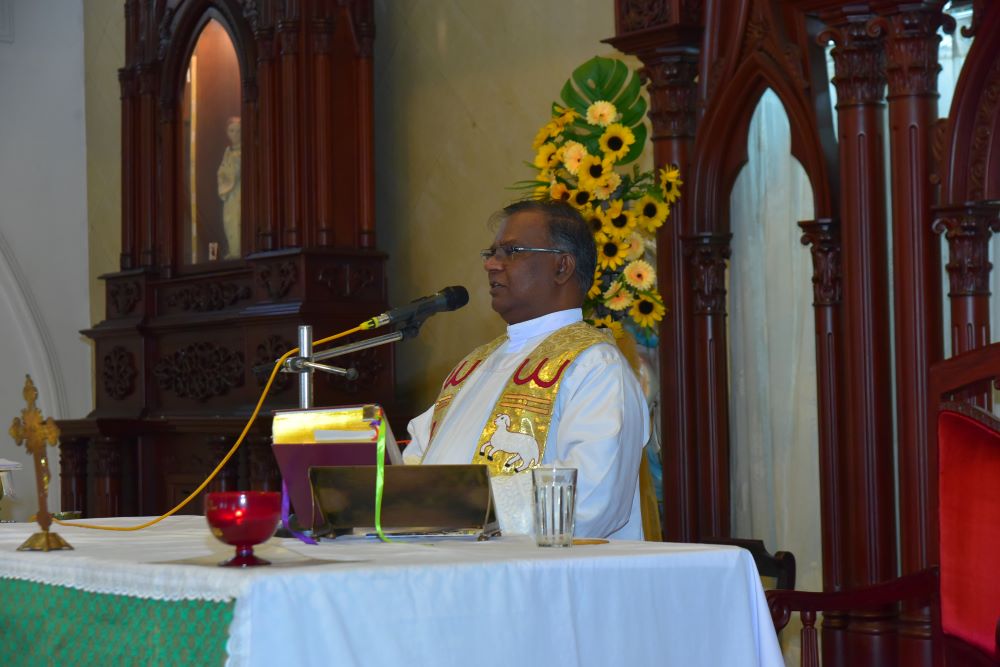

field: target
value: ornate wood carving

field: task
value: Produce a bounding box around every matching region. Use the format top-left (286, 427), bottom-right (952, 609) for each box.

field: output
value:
top-left (642, 53), bottom-right (700, 139)
top-left (871, 8), bottom-right (951, 98)
top-left (317, 263), bottom-right (377, 300)
top-left (102, 346), bottom-right (137, 401)
top-left (967, 57), bottom-right (1000, 201)
top-left (164, 282), bottom-right (252, 312)
top-left (154, 342), bottom-right (245, 401)
top-left (108, 280), bottom-right (141, 316)
top-left (822, 16), bottom-right (886, 106)
top-left (256, 260), bottom-right (298, 299)
top-left (253, 334), bottom-right (293, 392)
top-left (687, 234), bottom-right (731, 315)
top-left (58, 437), bottom-right (88, 515)
top-left (800, 219), bottom-right (842, 307)
top-left (619, 0), bottom-right (672, 33)
top-left (933, 204), bottom-right (998, 297)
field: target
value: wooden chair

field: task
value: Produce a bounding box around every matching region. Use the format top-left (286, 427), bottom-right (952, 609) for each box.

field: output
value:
top-left (701, 537), bottom-right (796, 591)
top-left (766, 402), bottom-right (1000, 666)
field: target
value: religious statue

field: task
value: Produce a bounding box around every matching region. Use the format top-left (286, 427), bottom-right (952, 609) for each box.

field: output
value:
top-left (217, 115), bottom-right (241, 259)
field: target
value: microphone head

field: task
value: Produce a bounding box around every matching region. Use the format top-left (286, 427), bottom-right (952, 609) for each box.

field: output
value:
top-left (442, 285), bottom-right (469, 311)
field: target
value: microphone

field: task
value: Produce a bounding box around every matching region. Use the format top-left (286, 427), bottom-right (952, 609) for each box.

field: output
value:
top-left (361, 286), bottom-right (469, 330)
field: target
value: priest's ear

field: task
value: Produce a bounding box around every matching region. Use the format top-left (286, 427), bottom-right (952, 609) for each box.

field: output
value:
top-left (554, 253), bottom-right (577, 286)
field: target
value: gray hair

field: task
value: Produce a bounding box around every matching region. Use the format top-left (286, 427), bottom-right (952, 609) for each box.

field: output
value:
top-left (491, 199), bottom-right (596, 294)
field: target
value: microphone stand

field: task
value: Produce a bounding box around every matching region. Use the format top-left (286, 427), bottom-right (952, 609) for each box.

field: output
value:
top-left (280, 316), bottom-right (427, 409)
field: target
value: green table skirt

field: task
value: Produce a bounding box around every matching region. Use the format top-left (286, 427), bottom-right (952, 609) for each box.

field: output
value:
top-left (0, 577), bottom-right (234, 666)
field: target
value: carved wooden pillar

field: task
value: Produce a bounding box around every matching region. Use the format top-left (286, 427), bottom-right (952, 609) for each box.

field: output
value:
top-left (686, 232), bottom-right (731, 539)
top-left (255, 23), bottom-right (279, 252)
top-left (646, 51), bottom-right (700, 542)
top-left (59, 436), bottom-right (89, 515)
top-left (89, 437), bottom-right (123, 518)
top-left (799, 217), bottom-right (849, 664)
top-left (312, 13), bottom-right (336, 248)
top-left (872, 5), bottom-right (949, 664)
top-left (278, 14), bottom-right (302, 249)
top-left (933, 201), bottom-right (1000, 362)
top-left (822, 9), bottom-right (897, 664)
top-left (606, 8), bottom-right (703, 542)
top-left (353, 3), bottom-right (377, 250)
top-left (138, 62), bottom-right (159, 268)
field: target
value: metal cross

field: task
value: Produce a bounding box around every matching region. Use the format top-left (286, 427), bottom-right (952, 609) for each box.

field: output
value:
top-left (9, 375), bottom-right (70, 550)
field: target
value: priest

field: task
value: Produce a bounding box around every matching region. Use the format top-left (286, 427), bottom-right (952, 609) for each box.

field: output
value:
top-left (403, 199), bottom-right (648, 539)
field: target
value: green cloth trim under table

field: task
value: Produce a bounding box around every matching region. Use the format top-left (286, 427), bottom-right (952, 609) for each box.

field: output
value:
top-left (0, 577), bottom-right (233, 666)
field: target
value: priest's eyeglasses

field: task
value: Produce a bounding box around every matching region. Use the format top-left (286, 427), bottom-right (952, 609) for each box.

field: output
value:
top-left (480, 245), bottom-right (566, 262)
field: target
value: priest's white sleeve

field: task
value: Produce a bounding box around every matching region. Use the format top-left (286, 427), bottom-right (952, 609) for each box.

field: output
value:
top-left (544, 342), bottom-right (649, 539)
top-left (403, 404), bottom-right (434, 465)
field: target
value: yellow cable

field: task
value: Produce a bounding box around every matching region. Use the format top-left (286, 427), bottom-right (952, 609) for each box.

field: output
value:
top-left (53, 323), bottom-right (368, 531)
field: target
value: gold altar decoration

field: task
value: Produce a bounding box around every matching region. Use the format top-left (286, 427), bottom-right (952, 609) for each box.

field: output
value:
top-left (10, 375), bottom-right (71, 551)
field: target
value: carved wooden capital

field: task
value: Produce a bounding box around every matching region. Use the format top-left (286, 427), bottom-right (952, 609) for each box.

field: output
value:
top-left (311, 18), bottom-right (335, 55)
top-left (685, 233), bottom-right (731, 315)
top-left (932, 202), bottom-right (1000, 296)
top-left (102, 346), bottom-right (137, 401)
top-left (821, 15), bottom-right (886, 106)
top-left (799, 218), bottom-right (842, 306)
top-left (871, 6), bottom-right (950, 97)
top-left (641, 51), bottom-right (700, 139)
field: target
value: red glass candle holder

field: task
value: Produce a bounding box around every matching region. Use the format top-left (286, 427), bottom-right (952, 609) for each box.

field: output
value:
top-left (205, 491), bottom-right (282, 567)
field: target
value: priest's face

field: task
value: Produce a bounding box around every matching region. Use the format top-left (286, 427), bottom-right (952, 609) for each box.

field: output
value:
top-left (483, 211), bottom-right (566, 325)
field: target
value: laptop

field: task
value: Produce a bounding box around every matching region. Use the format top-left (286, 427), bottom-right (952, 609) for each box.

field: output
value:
top-left (308, 464), bottom-right (499, 539)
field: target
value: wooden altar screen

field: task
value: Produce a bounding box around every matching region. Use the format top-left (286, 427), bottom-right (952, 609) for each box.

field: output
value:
top-left (57, 0), bottom-right (394, 519)
top-left (608, 1), bottom-right (999, 665)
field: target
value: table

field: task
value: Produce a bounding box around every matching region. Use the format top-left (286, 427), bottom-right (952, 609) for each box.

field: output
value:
top-left (0, 517), bottom-right (783, 666)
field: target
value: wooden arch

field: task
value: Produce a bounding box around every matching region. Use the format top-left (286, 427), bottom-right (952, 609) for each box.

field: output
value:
top-left (692, 49), bottom-right (835, 232)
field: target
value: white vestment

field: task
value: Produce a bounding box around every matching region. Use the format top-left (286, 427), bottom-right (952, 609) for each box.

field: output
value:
top-left (405, 308), bottom-right (649, 539)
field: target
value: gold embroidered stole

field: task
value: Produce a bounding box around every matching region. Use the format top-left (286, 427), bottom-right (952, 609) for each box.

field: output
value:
top-left (423, 321), bottom-right (609, 475)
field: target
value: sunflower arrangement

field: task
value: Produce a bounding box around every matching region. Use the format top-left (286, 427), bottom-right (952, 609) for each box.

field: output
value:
top-left (516, 56), bottom-right (681, 345)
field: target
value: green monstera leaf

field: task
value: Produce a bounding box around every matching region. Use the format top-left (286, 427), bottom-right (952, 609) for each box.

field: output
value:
top-left (558, 56), bottom-right (648, 166)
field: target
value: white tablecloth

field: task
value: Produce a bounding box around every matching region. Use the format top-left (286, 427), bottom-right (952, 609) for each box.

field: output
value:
top-left (0, 516), bottom-right (783, 667)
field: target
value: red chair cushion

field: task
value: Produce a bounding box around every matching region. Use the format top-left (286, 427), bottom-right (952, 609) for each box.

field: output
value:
top-left (938, 409), bottom-right (1000, 658)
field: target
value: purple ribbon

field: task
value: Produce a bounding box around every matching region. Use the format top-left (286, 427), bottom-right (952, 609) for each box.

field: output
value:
top-left (281, 479), bottom-right (317, 545)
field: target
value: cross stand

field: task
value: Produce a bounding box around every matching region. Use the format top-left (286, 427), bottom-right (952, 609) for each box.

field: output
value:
top-left (10, 375), bottom-right (71, 551)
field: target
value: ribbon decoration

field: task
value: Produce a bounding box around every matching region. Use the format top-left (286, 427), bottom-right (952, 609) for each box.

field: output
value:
top-left (281, 479), bottom-right (317, 545)
top-left (372, 413), bottom-right (395, 543)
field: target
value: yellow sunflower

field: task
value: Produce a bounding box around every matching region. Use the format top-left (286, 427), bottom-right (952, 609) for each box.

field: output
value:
top-left (561, 141), bottom-right (588, 175)
top-left (598, 123), bottom-right (636, 162)
top-left (584, 209), bottom-right (611, 237)
top-left (634, 194), bottom-right (670, 233)
top-left (577, 155), bottom-right (613, 190)
top-left (630, 293), bottom-right (666, 328)
top-left (549, 181), bottom-right (572, 203)
top-left (533, 143), bottom-right (559, 170)
top-left (586, 100), bottom-right (617, 127)
top-left (532, 121), bottom-right (560, 150)
top-left (596, 237), bottom-right (627, 270)
top-left (587, 268), bottom-right (604, 299)
top-left (554, 105), bottom-right (579, 128)
top-left (599, 201), bottom-right (636, 240)
top-left (568, 188), bottom-right (594, 210)
top-left (659, 165), bottom-right (683, 203)
top-left (623, 260), bottom-right (655, 291)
